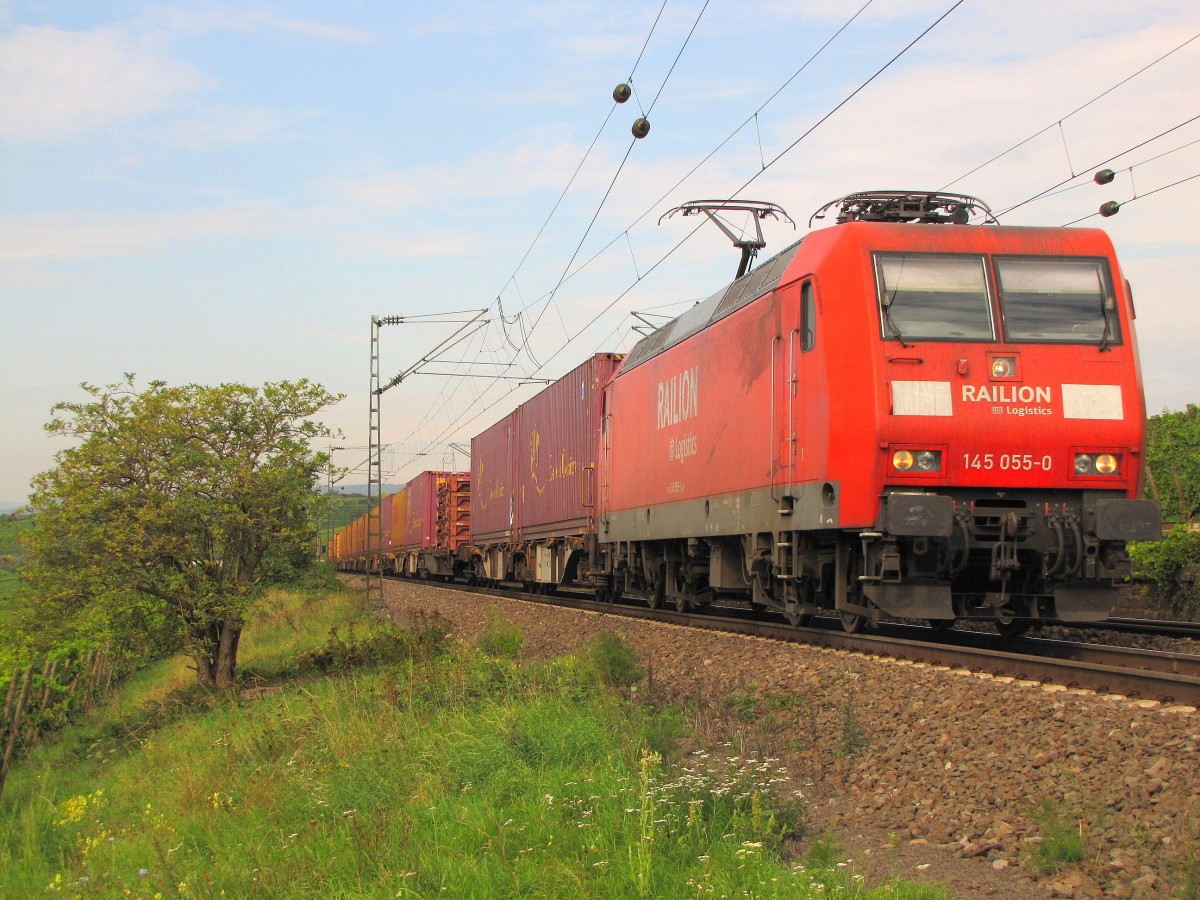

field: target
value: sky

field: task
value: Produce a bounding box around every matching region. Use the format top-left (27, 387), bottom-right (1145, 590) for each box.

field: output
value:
top-left (2, 0), bottom-right (1198, 507)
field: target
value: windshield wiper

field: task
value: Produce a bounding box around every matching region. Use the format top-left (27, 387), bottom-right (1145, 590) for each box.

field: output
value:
top-left (882, 294), bottom-right (909, 348)
top-left (1096, 271), bottom-right (1113, 352)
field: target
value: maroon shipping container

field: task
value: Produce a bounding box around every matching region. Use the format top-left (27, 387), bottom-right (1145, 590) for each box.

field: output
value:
top-left (516, 353), bottom-right (622, 540)
top-left (471, 414), bottom-right (517, 543)
top-left (399, 471), bottom-right (470, 550)
top-left (389, 488), bottom-right (408, 548)
top-left (380, 494), bottom-right (394, 550)
top-left (400, 472), bottom-right (439, 550)
top-left (439, 473), bottom-right (471, 550)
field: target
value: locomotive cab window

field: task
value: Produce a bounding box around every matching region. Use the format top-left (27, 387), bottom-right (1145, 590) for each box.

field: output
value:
top-left (801, 281), bottom-right (816, 351)
top-left (874, 253), bottom-right (993, 342)
top-left (995, 257), bottom-right (1121, 346)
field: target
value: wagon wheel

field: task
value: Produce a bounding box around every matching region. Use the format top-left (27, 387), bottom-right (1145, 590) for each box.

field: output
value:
top-left (785, 606), bottom-right (812, 627)
top-left (839, 610), bottom-right (867, 634)
top-left (607, 573), bottom-right (624, 604)
top-left (785, 579), bottom-right (815, 626)
top-left (928, 618), bottom-right (956, 633)
top-left (670, 561), bottom-right (690, 613)
top-left (995, 607), bottom-right (1031, 639)
top-left (647, 564), bottom-right (666, 609)
top-left (839, 547), bottom-right (868, 634)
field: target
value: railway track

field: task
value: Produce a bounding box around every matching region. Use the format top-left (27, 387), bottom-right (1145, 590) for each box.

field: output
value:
top-left (1091, 616), bottom-right (1200, 640)
top-left (383, 575), bottom-right (1200, 708)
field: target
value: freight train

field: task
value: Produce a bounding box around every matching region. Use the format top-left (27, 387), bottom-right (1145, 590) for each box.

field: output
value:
top-left (331, 191), bottom-right (1161, 636)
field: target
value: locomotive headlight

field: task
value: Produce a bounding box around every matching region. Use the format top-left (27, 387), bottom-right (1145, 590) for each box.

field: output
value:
top-left (915, 450), bottom-right (941, 472)
top-left (1073, 453), bottom-right (1121, 476)
top-left (892, 449), bottom-right (942, 473)
top-left (990, 356), bottom-right (1017, 379)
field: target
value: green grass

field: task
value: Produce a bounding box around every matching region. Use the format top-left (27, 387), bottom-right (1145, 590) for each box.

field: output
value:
top-left (0, 587), bottom-right (945, 898)
top-left (1026, 799), bottom-right (1087, 874)
top-left (0, 514), bottom-right (33, 611)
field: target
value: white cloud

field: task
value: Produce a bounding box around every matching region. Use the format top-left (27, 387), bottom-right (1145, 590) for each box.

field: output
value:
top-left (141, 103), bottom-right (320, 150)
top-left (0, 205), bottom-right (284, 262)
top-left (0, 25), bottom-right (207, 144)
top-left (142, 6), bottom-right (375, 44)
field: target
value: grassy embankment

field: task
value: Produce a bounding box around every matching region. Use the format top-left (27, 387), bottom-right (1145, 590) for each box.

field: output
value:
top-left (0, 584), bottom-right (944, 898)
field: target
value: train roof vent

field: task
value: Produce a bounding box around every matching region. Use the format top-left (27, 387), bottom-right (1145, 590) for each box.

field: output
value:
top-left (621, 320), bottom-right (677, 369)
top-left (809, 191), bottom-right (996, 226)
top-left (714, 240), bottom-right (801, 318)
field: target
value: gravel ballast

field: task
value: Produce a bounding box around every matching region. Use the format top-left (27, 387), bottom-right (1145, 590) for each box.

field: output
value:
top-left (369, 578), bottom-right (1199, 899)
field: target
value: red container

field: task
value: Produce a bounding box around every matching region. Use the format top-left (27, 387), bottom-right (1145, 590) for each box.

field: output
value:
top-left (441, 473), bottom-right (472, 550)
top-left (380, 494), bottom-right (394, 550)
top-left (516, 353), bottom-right (622, 540)
top-left (398, 472), bottom-right (470, 550)
top-left (400, 472), bottom-right (437, 550)
top-left (471, 414), bottom-right (517, 543)
top-left (389, 488), bottom-right (408, 548)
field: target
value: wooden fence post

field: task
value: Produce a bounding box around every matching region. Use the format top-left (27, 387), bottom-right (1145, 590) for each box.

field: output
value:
top-left (0, 667), bottom-right (35, 801)
top-left (2, 669), bottom-right (19, 730)
top-left (0, 647), bottom-right (119, 802)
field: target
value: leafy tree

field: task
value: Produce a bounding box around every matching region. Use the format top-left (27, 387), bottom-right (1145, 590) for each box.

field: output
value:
top-left (1144, 404), bottom-right (1200, 523)
top-left (20, 377), bottom-right (343, 688)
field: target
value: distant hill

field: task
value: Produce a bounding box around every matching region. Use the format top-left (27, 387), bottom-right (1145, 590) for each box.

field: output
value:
top-left (0, 502), bottom-right (27, 515)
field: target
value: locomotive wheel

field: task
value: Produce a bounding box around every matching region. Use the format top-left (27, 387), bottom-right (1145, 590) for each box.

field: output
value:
top-left (839, 611), bottom-right (866, 634)
top-left (785, 607), bottom-right (812, 627)
top-left (995, 608), bottom-right (1031, 639)
top-left (608, 575), bottom-right (623, 604)
top-left (928, 618), bottom-right (955, 633)
top-left (674, 594), bottom-right (690, 613)
top-left (647, 566), bottom-right (666, 609)
top-left (839, 547), bottom-right (868, 633)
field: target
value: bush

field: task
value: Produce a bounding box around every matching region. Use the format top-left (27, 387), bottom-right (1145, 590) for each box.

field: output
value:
top-left (292, 621), bottom-right (449, 674)
top-left (1130, 527), bottom-right (1200, 618)
top-left (477, 611), bottom-right (524, 659)
top-left (585, 629), bottom-right (642, 688)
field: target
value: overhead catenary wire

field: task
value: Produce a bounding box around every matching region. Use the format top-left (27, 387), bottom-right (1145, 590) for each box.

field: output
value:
top-left (516, 0), bottom-right (713, 356)
top-left (487, 0), bottom-right (672, 362)
top-left (386, 0), bottom-right (716, 475)
top-left (993, 112), bottom-right (1200, 219)
top-left (941, 29), bottom-right (1200, 191)
top-left (1060, 169), bottom-right (1200, 226)
top-left (1015, 136), bottom-right (1200, 204)
top-left (384, 2), bottom-right (680, 473)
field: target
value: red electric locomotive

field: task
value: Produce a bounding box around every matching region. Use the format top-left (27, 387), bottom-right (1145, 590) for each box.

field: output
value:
top-left (596, 191), bottom-right (1160, 634)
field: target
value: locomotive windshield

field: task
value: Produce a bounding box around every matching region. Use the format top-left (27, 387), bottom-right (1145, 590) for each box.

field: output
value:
top-left (995, 257), bottom-right (1121, 345)
top-left (874, 254), bottom-right (994, 341)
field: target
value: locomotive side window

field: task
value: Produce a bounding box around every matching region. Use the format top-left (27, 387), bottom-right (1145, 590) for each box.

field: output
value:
top-left (801, 281), bottom-right (816, 351)
top-left (995, 257), bottom-right (1121, 346)
top-left (874, 254), bottom-right (993, 342)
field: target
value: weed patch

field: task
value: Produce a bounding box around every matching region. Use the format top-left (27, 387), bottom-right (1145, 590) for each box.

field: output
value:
top-left (1026, 798), bottom-right (1087, 874)
top-left (585, 628), bottom-right (642, 687)
top-left (476, 608), bottom-right (524, 659)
